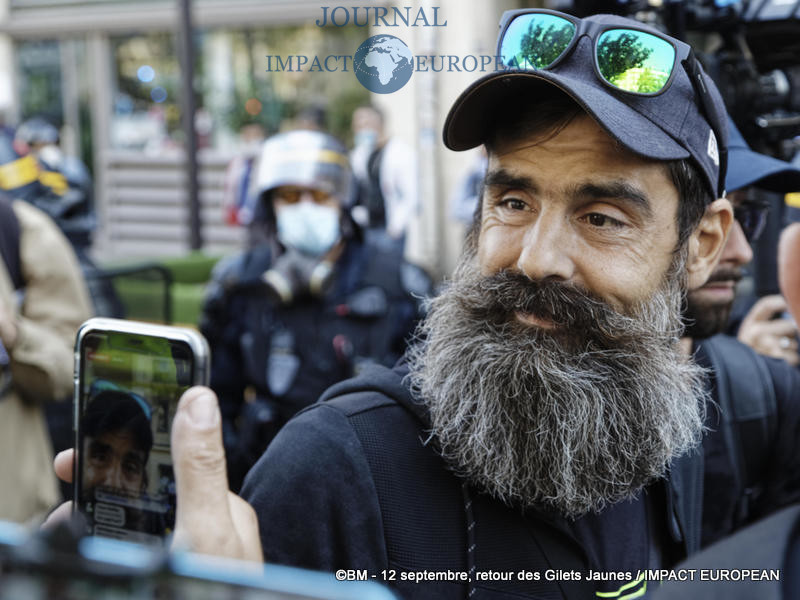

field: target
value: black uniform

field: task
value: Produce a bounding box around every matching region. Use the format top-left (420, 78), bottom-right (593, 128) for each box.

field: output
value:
top-left (201, 235), bottom-right (430, 491)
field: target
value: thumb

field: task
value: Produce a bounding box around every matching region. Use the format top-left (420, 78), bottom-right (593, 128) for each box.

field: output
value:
top-left (171, 387), bottom-right (234, 554)
top-left (779, 223), bottom-right (800, 325)
top-left (54, 449), bottom-right (75, 484)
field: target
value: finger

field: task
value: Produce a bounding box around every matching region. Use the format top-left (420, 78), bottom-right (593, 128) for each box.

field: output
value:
top-left (54, 449), bottom-right (75, 484)
top-left (229, 494), bottom-right (264, 563)
top-left (756, 319), bottom-right (799, 339)
top-left (760, 337), bottom-right (798, 358)
top-left (741, 294), bottom-right (789, 325)
top-left (171, 386), bottom-right (249, 559)
top-left (41, 501), bottom-right (73, 531)
top-left (779, 223), bottom-right (800, 325)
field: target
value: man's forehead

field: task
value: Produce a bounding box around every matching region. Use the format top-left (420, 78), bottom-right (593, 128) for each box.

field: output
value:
top-left (485, 117), bottom-right (676, 195)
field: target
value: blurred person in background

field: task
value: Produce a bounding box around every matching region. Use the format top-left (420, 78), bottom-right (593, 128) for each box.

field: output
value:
top-left (681, 116), bottom-right (800, 551)
top-left (222, 122), bottom-right (266, 227)
top-left (7, 118), bottom-right (121, 461)
top-left (654, 192), bottom-right (800, 600)
top-left (0, 190), bottom-right (92, 523)
top-left (449, 146), bottom-right (488, 230)
top-left (349, 104), bottom-right (418, 253)
top-left (200, 129), bottom-right (430, 492)
top-left (292, 104), bottom-right (327, 132)
top-left (12, 117), bottom-right (95, 261)
top-left (684, 117), bottom-right (800, 367)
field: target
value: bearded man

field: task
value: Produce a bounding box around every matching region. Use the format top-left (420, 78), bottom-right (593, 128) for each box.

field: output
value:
top-left (167, 10), bottom-right (800, 600)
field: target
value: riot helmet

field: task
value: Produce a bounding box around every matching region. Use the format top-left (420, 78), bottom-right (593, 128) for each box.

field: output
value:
top-left (250, 130), bottom-right (355, 303)
top-left (249, 130), bottom-right (352, 225)
top-left (14, 117), bottom-right (60, 151)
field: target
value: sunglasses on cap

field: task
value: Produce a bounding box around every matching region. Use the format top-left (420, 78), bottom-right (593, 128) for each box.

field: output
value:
top-left (496, 9), bottom-right (728, 196)
top-left (734, 199), bottom-right (770, 243)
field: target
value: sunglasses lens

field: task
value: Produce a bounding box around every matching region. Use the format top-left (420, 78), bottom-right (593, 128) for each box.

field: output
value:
top-left (596, 29), bottom-right (676, 94)
top-left (500, 13), bottom-right (576, 70)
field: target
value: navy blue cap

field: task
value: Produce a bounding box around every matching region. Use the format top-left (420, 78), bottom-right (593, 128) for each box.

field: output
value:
top-left (726, 117), bottom-right (800, 193)
top-left (443, 13), bottom-right (728, 201)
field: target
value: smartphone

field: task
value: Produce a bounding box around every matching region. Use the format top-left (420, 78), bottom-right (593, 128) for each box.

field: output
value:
top-left (73, 318), bottom-right (210, 546)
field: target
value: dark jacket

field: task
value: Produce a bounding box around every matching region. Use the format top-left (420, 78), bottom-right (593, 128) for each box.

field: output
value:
top-left (241, 353), bottom-right (800, 599)
top-left (202, 237), bottom-right (429, 490)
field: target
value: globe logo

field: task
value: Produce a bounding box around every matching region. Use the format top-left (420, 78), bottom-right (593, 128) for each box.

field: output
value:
top-left (353, 35), bottom-right (414, 94)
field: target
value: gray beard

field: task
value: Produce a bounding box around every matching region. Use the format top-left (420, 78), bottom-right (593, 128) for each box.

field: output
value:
top-left (406, 251), bottom-right (707, 518)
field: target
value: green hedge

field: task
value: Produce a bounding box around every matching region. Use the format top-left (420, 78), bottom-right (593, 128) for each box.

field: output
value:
top-left (99, 252), bottom-right (226, 326)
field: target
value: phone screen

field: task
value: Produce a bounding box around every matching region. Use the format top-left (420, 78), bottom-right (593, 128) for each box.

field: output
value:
top-left (75, 329), bottom-right (196, 545)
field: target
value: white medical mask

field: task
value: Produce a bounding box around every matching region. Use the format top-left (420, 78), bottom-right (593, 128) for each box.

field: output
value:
top-left (354, 130), bottom-right (378, 149)
top-left (276, 202), bottom-right (341, 257)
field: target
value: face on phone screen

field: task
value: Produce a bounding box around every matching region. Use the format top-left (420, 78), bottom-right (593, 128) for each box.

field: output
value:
top-left (76, 330), bottom-right (195, 545)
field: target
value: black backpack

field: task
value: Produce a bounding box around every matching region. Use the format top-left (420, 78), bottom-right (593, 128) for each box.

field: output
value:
top-left (696, 334), bottom-right (778, 524)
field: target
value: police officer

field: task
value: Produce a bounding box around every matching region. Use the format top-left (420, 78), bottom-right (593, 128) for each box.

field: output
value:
top-left (12, 118), bottom-right (95, 258)
top-left (200, 129), bottom-right (430, 491)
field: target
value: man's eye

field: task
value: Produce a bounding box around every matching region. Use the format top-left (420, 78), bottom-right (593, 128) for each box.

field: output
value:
top-left (123, 460), bottom-right (143, 477)
top-left (585, 213), bottom-right (625, 228)
top-left (88, 443), bottom-right (111, 464)
top-left (499, 197), bottom-right (527, 211)
top-left (89, 449), bottom-right (110, 465)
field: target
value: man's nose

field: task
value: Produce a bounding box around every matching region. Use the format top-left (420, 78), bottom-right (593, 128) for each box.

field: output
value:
top-left (721, 220), bottom-right (753, 267)
top-left (102, 464), bottom-right (124, 489)
top-left (516, 215), bottom-right (576, 281)
top-left (298, 190), bottom-right (318, 203)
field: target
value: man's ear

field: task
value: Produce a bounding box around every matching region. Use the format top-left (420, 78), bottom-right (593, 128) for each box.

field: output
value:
top-left (686, 197), bottom-right (733, 290)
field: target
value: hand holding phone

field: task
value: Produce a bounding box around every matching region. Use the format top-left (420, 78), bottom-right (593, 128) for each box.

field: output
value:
top-left (49, 386), bottom-right (263, 563)
top-left (73, 318), bottom-right (209, 545)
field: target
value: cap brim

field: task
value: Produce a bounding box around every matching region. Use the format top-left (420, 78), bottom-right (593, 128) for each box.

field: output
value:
top-left (443, 70), bottom-right (690, 165)
top-left (727, 146), bottom-right (800, 193)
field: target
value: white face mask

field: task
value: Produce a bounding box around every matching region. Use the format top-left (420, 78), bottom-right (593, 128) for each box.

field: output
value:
top-left (276, 202), bottom-right (341, 257)
top-left (38, 144), bottom-right (63, 167)
top-left (353, 129), bottom-right (378, 149)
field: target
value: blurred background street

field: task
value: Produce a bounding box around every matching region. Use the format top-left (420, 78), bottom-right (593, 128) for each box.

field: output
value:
top-left (0, 0), bottom-right (515, 313)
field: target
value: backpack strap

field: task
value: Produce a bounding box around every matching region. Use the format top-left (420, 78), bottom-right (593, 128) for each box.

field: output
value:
top-left (698, 334), bottom-right (778, 523)
top-left (668, 446), bottom-right (705, 556)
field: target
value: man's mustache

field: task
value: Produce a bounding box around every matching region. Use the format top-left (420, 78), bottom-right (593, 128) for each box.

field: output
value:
top-left (705, 267), bottom-right (743, 285)
top-left (470, 270), bottom-right (618, 331)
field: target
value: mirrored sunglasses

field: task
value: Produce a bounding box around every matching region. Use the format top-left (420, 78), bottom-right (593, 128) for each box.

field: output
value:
top-left (498, 9), bottom-right (682, 95)
top-left (496, 9), bottom-right (728, 197)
